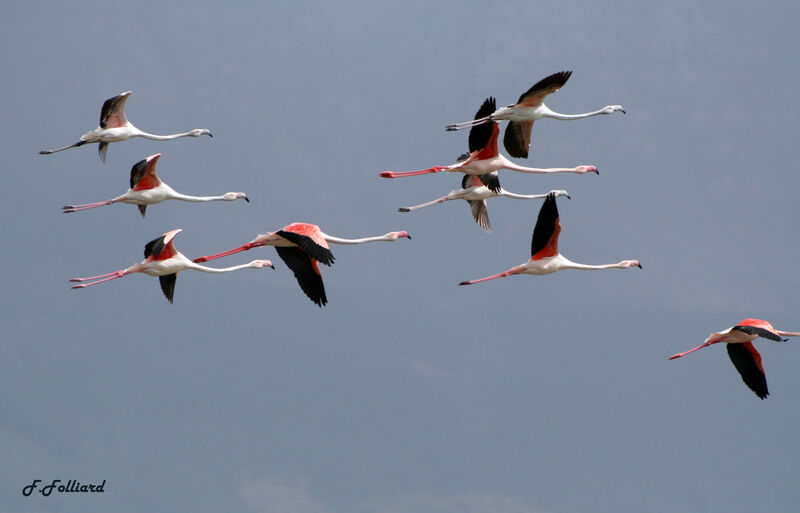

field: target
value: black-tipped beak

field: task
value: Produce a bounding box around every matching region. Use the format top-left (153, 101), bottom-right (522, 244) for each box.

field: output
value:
top-left (269, 263), bottom-right (275, 269)
top-left (406, 234), bottom-right (412, 240)
top-left (637, 262), bottom-right (643, 269)
top-left (621, 109), bottom-right (626, 114)
top-left (244, 196), bottom-right (250, 203)
top-left (207, 132), bottom-right (213, 137)
top-left (565, 195), bottom-right (571, 200)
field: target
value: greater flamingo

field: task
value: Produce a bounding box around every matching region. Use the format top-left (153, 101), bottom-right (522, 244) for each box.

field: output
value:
top-left (39, 91), bottom-right (212, 162)
top-left (458, 192), bottom-right (641, 285)
top-left (381, 97), bottom-right (597, 179)
top-left (444, 71), bottom-right (625, 158)
top-left (668, 319), bottom-right (800, 399)
top-left (399, 172), bottom-right (569, 232)
top-left (193, 223), bottom-right (411, 306)
top-left (70, 229), bottom-right (273, 303)
top-left (62, 153), bottom-right (248, 217)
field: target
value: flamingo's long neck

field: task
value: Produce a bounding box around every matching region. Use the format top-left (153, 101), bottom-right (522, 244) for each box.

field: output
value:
top-left (498, 190), bottom-right (548, 200)
top-left (323, 233), bottom-right (399, 245)
top-left (169, 192), bottom-right (232, 203)
top-left (500, 157), bottom-right (585, 175)
top-left (557, 258), bottom-right (637, 271)
top-left (187, 261), bottom-right (266, 274)
top-left (540, 105), bottom-right (610, 120)
top-left (136, 130), bottom-right (199, 141)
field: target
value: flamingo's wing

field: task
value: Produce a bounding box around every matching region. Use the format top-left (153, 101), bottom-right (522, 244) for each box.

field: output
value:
top-left (727, 342), bottom-right (769, 399)
top-left (503, 120), bottom-right (534, 158)
top-left (530, 192), bottom-right (561, 260)
top-left (98, 142), bottom-right (109, 163)
top-left (468, 97), bottom-right (497, 153)
top-left (275, 230), bottom-right (335, 266)
top-left (734, 319), bottom-right (785, 341)
top-left (478, 172), bottom-right (500, 193)
top-left (144, 229), bottom-right (181, 260)
top-left (130, 156), bottom-right (162, 190)
top-left (275, 247), bottom-right (328, 307)
top-left (467, 200), bottom-right (491, 232)
top-left (515, 71), bottom-right (572, 107)
top-left (159, 273), bottom-right (177, 304)
top-left (99, 92), bottom-right (131, 129)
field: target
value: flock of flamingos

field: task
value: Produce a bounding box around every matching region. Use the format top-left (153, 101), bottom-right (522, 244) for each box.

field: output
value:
top-left (40, 72), bottom-right (797, 400)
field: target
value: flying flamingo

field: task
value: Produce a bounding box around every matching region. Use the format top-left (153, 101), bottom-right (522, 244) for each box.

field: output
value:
top-left (193, 223), bottom-right (411, 306)
top-left (459, 192), bottom-right (641, 285)
top-left (70, 229), bottom-right (273, 303)
top-left (668, 319), bottom-right (800, 399)
top-left (444, 71), bottom-right (625, 158)
top-left (62, 153), bottom-right (248, 217)
top-left (399, 172), bottom-right (569, 232)
top-left (381, 97), bottom-right (597, 179)
top-left (39, 91), bottom-right (212, 162)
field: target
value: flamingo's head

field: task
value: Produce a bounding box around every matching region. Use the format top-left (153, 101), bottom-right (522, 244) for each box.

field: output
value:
top-left (390, 231), bottom-right (411, 241)
top-left (550, 190), bottom-right (571, 200)
top-left (190, 128), bottom-right (213, 137)
top-left (223, 192), bottom-right (249, 202)
top-left (576, 165), bottom-right (599, 175)
top-left (603, 105), bottom-right (626, 115)
top-left (620, 260), bottom-right (642, 269)
top-left (252, 260), bottom-right (275, 269)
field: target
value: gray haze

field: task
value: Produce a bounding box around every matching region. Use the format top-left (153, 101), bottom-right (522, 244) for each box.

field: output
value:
top-left (2, 2), bottom-right (799, 512)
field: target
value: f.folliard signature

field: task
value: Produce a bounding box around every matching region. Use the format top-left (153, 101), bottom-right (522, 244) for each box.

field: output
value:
top-left (22, 479), bottom-right (106, 496)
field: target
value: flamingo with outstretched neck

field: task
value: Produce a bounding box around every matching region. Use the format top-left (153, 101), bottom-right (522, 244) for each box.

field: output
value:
top-left (444, 71), bottom-right (625, 158)
top-left (40, 91), bottom-right (212, 162)
top-left (669, 319), bottom-right (800, 399)
top-left (62, 154), bottom-right (248, 217)
top-left (399, 172), bottom-right (569, 232)
top-left (459, 192), bottom-right (640, 285)
top-left (70, 229), bottom-right (273, 303)
top-left (193, 223), bottom-right (411, 306)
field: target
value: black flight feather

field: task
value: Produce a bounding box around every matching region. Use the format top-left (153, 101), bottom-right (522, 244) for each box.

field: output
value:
top-left (275, 246), bottom-right (328, 307)
top-left (726, 344), bottom-right (769, 399)
top-left (275, 230), bottom-right (335, 266)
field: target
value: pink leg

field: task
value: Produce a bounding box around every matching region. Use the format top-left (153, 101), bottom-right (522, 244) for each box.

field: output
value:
top-left (70, 270), bottom-right (129, 288)
top-left (62, 200), bottom-right (116, 213)
top-left (668, 342), bottom-right (711, 360)
top-left (193, 242), bottom-right (257, 263)
top-left (380, 166), bottom-right (448, 178)
top-left (459, 269), bottom-right (516, 286)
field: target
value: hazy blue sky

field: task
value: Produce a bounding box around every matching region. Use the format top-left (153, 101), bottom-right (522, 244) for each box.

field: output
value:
top-left (2, 2), bottom-right (799, 512)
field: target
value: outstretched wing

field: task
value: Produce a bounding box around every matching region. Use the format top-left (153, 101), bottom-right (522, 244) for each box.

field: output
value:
top-left (515, 71), bottom-right (572, 107)
top-left (159, 273), bottom-right (177, 304)
top-left (275, 246), bottom-right (328, 307)
top-left (469, 97), bottom-right (497, 153)
top-left (144, 229), bottom-right (181, 260)
top-left (530, 192), bottom-right (561, 260)
top-left (467, 200), bottom-right (491, 232)
top-left (99, 91), bottom-right (131, 129)
top-left (503, 120), bottom-right (534, 158)
top-left (130, 156), bottom-right (162, 190)
top-left (733, 319), bottom-right (784, 341)
top-left (727, 342), bottom-right (769, 399)
top-left (275, 229), bottom-right (335, 266)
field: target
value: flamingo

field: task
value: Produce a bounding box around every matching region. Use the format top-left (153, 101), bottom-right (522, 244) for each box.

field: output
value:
top-left (39, 91), bottom-right (212, 162)
top-left (668, 319), bottom-right (800, 399)
top-left (399, 172), bottom-right (569, 232)
top-left (70, 229), bottom-right (273, 303)
top-left (444, 71), bottom-right (625, 158)
top-left (381, 97), bottom-right (597, 179)
top-left (458, 192), bottom-right (641, 285)
top-left (62, 153), bottom-right (248, 217)
top-left (193, 223), bottom-right (411, 306)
